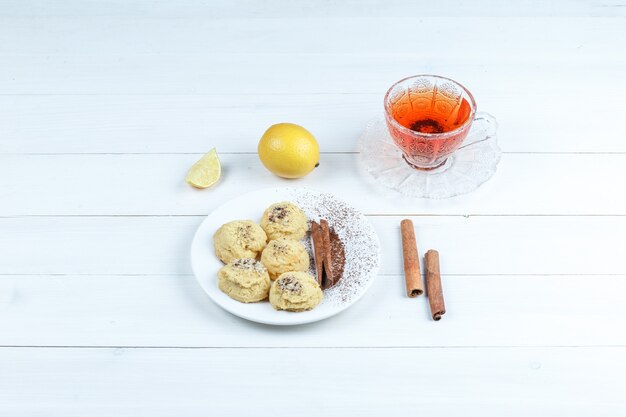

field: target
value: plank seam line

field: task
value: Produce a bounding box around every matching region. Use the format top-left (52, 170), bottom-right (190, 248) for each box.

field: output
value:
top-left (0, 345), bottom-right (624, 350)
top-left (3, 151), bottom-right (626, 156)
top-left (3, 214), bottom-right (626, 218)
top-left (0, 93), bottom-right (382, 97)
top-left (1, 273), bottom-right (625, 277)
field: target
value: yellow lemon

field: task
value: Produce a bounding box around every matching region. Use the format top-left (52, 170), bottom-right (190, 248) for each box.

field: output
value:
top-left (258, 123), bottom-right (320, 179)
top-left (186, 148), bottom-right (221, 188)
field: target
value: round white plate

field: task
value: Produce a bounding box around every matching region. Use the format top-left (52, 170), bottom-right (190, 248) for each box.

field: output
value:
top-left (190, 187), bottom-right (380, 325)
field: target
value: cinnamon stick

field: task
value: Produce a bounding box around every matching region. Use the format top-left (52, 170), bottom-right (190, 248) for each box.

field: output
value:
top-left (319, 219), bottom-right (337, 288)
top-left (425, 250), bottom-right (445, 321)
top-left (310, 221), bottom-right (325, 286)
top-left (327, 226), bottom-right (346, 288)
top-left (400, 219), bottom-right (422, 297)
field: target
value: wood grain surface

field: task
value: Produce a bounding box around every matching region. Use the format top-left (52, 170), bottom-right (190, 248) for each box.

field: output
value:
top-left (1, 1), bottom-right (625, 415)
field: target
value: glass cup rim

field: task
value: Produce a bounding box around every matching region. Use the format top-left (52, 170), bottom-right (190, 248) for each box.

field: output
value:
top-left (384, 74), bottom-right (477, 139)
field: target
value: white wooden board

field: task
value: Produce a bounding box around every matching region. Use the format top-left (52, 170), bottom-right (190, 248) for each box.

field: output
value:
top-left (1, 0), bottom-right (624, 18)
top-left (2, 17), bottom-right (624, 56)
top-left (0, 347), bottom-right (624, 417)
top-left (1, 215), bottom-right (625, 276)
top-left (1, 154), bottom-right (626, 216)
top-left (2, 0), bottom-right (625, 414)
top-left (2, 54), bottom-right (624, 96)
top-left (1, 274), bottom-right (625, 347)
top-left (3, 94), bottom-right (626, 154)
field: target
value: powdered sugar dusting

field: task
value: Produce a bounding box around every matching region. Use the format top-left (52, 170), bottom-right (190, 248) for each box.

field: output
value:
top-left (292, 189), bottom-right (380, 307)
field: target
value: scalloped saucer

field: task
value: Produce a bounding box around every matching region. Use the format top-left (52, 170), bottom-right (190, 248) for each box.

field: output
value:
top-left (357, 112), bottom-right (501, 199)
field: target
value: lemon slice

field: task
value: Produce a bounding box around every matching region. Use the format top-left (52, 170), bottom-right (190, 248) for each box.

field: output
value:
top-left (186, 148), bottom-right (221, 189)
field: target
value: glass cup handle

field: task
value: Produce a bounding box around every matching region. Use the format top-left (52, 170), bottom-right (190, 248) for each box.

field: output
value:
top-left (459, 112), bottom-right (498, 150)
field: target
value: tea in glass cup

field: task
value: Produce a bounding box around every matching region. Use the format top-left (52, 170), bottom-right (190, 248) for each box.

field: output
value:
top-left (384, 75), bottom-right (477, 170)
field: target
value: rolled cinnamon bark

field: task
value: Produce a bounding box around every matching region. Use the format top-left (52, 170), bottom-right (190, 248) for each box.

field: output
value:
top-left (319, 219), bottom-right (336, 288)
top-left (400, 219), bottom-right (423, 297)
top-left (425, 250), bottom-right (445, 321)
top-left (310, 221), bottom-right (325, 286)
top-left (311, 219), bottom-right (346, 289)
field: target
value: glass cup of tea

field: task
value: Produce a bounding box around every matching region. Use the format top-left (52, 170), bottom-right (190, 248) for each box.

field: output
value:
top-left (384, 75), bottom-right (477, 170)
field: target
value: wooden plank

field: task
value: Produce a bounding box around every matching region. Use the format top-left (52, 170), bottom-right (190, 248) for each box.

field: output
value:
top-left (3, 93), bottom-right (626, 153)
top-left (2, 53), bottom-right (623, 96)
top-left (1, 0), bottom-right (622, 18)
top-left (0, 346), bottom-right (624, 416)
top-left (1, 215), bottom-right (625, 276)
top-left (2, 15), bottom-right (624, 103)
top-left (0, 274), bottom-right (625, 347)
top-left (1, 18), bottom-right (624, 97)
top-left (2, 17), bottom-right (624, 56)
top-left (1, 153), bottom-right (625, 216)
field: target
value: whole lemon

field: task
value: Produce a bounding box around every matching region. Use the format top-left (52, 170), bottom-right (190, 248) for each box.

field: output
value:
top-left (258, 123), bottom-right (320, 179)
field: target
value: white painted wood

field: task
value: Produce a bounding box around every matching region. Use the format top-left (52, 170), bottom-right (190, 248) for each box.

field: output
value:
top-left (1, 18), bottom-right (624, 98)
top-left (1, 274), bottom-right (625, 347)
top-left (3, 93), bottom-right (626, 154)
top-left (1, 1), bottom-right (624, 413)
top-left (1, 346), bottom-right (625, 417)
top-left (1, 0), bottom-right (623, 18)
top-left (1, 216), bottom-right (624, 276)
top-left (2, 17), bottom-right (624, 56)
top-left (2, 53), bottom-right (623, 96)
top-left (1, 153), bottom-right (625, 216)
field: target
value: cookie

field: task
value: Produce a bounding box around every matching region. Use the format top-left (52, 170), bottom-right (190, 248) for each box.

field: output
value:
top-left (213, 220), bottom-right (267, 264)
top-left (260, 202), bottom-right (308, 241)
top-left (260, 238), bottom-right (310, 280)
top-left (269, 271), bottom-right (323, 312)
top-left (218, 258), bottom-right (271, 303)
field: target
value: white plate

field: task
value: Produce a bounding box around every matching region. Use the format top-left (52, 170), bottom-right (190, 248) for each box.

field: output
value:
top-left (190, 187), bottom-right (381, 325)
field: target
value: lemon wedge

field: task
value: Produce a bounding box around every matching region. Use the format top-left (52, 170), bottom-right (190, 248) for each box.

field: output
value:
top-left (186, 148), bottom-right (221, 189)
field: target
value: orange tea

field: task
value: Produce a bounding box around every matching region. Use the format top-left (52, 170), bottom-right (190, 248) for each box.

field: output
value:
top-left (384, 75), bottom-right (476, 170)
